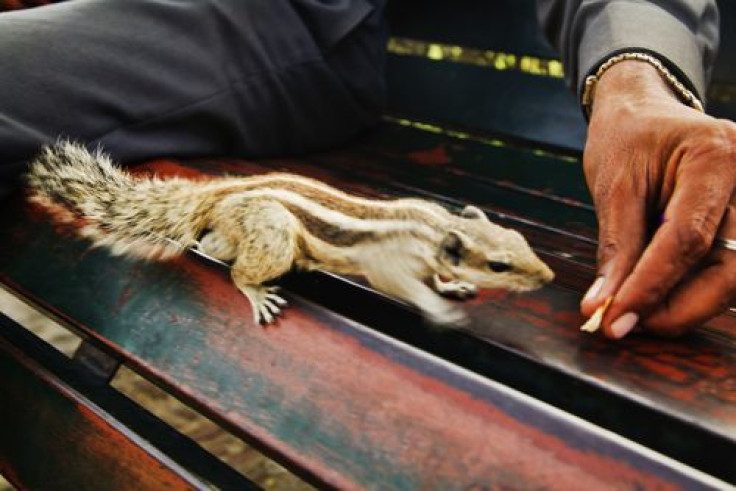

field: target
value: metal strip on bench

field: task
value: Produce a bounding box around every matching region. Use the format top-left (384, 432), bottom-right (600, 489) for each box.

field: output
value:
top-left (0, 191), bottom-right (732, 489)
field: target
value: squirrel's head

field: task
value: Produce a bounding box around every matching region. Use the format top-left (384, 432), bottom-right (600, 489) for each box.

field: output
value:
top-left (436, 205), bottom-right (554, 291)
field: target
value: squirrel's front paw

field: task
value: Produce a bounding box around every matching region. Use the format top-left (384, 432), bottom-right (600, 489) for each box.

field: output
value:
top-left (238, 285), bottom-right (288, 325)
top-left (432, 275), bottom-right (478, 300)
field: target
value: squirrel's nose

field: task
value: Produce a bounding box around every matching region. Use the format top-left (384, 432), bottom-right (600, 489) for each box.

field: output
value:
top-left (538, 264), bottom-right (555, 283)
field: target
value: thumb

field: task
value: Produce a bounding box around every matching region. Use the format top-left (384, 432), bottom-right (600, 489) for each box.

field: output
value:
top-left (581, 179), bottom-right (648, 317)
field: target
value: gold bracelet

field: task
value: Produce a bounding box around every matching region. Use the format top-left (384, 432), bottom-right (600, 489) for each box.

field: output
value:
top-left (581, 52), bottom-right (704, 118)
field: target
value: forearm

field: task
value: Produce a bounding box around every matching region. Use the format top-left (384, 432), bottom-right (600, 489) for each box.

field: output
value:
top-left (535, 0), bottom-right (720, 102)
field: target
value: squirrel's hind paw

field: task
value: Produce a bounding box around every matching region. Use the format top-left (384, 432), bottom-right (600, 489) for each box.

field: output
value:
top-left (238, 285), bottom-right (288, 325)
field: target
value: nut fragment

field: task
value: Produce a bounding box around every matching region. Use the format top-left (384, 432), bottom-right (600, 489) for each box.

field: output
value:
top-left (580, 296), bottom-right (613, 333)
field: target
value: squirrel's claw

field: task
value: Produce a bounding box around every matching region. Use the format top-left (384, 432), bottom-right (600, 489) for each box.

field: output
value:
top-left (239, 284), bottom-right (288, 325)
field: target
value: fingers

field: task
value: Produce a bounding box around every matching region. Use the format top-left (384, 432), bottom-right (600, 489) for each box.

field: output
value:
top-left (580, 170), bottom-right (648, 318)
top-left (601, 171), bottom-right (732, 339)
top-left (642, 248), bottom-right (736, 336)
top-left (641, 204), bottom-right (736, 335)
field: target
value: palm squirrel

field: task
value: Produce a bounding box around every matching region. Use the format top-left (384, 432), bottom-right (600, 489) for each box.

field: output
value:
top-left (26, 142), bottom-right (554, 326)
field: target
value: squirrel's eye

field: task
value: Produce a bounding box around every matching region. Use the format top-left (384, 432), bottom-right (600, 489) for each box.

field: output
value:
top-left (488, 261), bottom-right (512, 273)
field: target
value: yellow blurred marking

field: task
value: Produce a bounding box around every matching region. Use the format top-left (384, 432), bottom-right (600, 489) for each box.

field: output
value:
top-left (427, 44), bottom-right (444, 60)
top-left (383, 116), bottom-right (580, 163)
top-left (387, 37), bottom-right (565, 79)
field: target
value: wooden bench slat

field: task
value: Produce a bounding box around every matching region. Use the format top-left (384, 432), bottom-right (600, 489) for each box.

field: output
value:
top-left (363, 121), bottom-right (592, 203)
top-left (0, 194), bottom-right (727, 489)
top-left (0, 317), bottom-right (204, 490)
top-left (0, 314), bottom-right (258, 490)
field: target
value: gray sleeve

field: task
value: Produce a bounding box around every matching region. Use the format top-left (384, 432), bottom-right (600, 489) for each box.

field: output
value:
top-left (535, 0), bottom-right (720, 102)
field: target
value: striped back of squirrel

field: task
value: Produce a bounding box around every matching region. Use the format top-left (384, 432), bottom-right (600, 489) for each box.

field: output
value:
top-left (26, 142), bottom-right (553, 290)
top-left (26, 142), bottom-right (457, 258)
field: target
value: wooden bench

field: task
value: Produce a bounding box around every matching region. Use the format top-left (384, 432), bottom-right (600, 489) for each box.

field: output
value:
top-left (2, 0), bottom-right (736, 488)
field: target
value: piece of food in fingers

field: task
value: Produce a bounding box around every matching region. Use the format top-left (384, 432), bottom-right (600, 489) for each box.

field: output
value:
top-left (580, 296), bottom-right (613, 333)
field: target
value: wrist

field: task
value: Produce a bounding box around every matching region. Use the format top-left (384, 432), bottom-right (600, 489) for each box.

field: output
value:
top-left (594, 60), bottom-right (679, 111)
top-left (583, 54), bottom-right (704, 120)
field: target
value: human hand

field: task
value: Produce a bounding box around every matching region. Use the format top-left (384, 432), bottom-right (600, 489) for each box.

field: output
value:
top-left (580, 60), bottom-right (736, 339)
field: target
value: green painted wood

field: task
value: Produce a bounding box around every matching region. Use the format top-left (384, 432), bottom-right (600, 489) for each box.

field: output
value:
top-left (385, 0), bottom-right (586, 150)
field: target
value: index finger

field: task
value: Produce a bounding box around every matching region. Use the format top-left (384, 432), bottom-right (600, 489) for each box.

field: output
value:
top-left (601, 169), bottom-right (731, 338)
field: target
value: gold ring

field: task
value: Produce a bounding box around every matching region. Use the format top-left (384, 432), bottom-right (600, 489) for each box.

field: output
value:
top-left (714, 237), bottom-right (736, 251)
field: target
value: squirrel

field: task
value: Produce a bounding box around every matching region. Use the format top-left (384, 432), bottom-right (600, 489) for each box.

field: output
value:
top-left (26, 141), bottom-right (555, 326)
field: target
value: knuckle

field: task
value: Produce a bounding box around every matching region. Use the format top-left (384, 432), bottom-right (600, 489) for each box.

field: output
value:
top-left (673, 218), bottom-right (713, 259)
top-left (596, 236), bottom-right (620, 265)
top-left (717, 126), bottom-right (736, 158)
top-left (635, 283), bottom-right (669, 310)
top-left (720, 118), bottom-right (736, 143)
top-left (699, 120), bottom-right (736, 162)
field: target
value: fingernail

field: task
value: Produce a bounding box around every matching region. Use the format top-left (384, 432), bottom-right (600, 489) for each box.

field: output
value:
top-left (610, 312), bottom-right (639, 339)
top-left (583, 276), bottom-right (606, 303)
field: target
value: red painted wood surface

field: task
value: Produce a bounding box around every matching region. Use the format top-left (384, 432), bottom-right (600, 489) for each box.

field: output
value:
top-left (0, 335), bottom-right (203, 491)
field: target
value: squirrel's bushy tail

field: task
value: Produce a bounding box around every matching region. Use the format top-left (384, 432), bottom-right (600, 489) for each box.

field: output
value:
top-left (27, 141), bottom-right (194, 260)
top-left (27, 141), bottom-right (133, 213)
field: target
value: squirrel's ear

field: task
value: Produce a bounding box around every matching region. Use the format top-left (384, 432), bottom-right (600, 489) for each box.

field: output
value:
top-left (440, 230), bottom-right (470, 266)
top-left (460, 205), bottom-right (488, 221)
